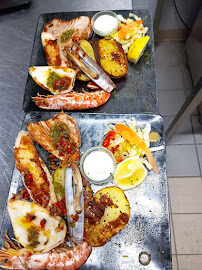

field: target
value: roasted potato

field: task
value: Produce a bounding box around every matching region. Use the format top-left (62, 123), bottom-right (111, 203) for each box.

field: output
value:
top-left (77, 40), bottom-right (96, 81)
top-left (94, 39), bottom-right (128, 78)
top-left (84, 186), bottom-right (130, 247)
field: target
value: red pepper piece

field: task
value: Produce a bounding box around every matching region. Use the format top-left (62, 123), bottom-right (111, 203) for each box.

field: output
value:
top-left (102, 137), bottom-right (110, 147)
top-left (75, 47), bottom-right (79, 52)
top-left (60, 80), bottom-right (65, 85)
top-left (82, 52), bottom-right (86, 57)
top-left (102, 131), bottom-right (117, 147)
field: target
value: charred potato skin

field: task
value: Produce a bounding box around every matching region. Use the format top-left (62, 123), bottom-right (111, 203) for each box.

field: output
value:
top-left (94, 39), bottom-right (128, 78)
top-left (84, 186), bottom-right (130, 247)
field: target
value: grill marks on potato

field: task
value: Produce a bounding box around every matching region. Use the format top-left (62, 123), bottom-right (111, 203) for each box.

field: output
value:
top-left (84, 187), bottom-right (130, 247)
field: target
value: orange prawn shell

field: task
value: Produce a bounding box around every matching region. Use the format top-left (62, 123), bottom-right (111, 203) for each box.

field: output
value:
top-left (32, 90), bottom-right (111, 111)
top-left (27, 112), bottom-right (81, 161)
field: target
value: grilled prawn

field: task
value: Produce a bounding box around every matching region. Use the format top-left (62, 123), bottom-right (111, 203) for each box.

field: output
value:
top-left (32, 90), bottom-right (111, 110)
top-left (0, 241), bottom-right (92, 270)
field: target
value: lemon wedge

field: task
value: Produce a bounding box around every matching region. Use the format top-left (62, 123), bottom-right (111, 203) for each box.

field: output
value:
top-left (114, 156), bottom-right (147, 190)
top-left (127, 36), bottom-right (150, 64)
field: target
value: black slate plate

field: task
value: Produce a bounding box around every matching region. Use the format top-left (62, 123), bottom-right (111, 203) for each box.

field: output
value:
top-left (0, 112), bottom-right (171, 270)
top-left (23, 10), bottom-right (158, 114)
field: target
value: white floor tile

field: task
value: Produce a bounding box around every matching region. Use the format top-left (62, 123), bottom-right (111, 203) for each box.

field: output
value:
top-left (155, 43), bottom-right (185, 67)
top-left (157, 67), bottom-right (184, 90)
top-left (166, 145), bottom-right (200, 177)
top-left (164, 116), bottom-right (194, 145)
top-left (168, 177), bottom-right (202, 213)
top-left (181, 66), bottom-right (194, 89)
top-left (196, 145), bottom-right (202, 174)
top-left (173, 214), bottom-right (202, 254)
top-left (170, 216), bottom-right (176, 254)
top-left (159, 90), bottom-right (186, 116)
top-left (191, 116), bottom-right (202, 143)
top-left (178, 255), bottom-right (202, 270)
top-left (172, 255), bottom-right (178, 270)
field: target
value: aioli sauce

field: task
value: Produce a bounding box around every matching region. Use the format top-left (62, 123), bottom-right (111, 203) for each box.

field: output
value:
top-left (94, 15), bottom-right (118, 32)
top-left (83, 150), bottom-right (114, 181)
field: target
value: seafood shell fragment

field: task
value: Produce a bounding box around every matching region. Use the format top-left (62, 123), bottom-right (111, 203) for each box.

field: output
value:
top-left (7, 199), bottom-right (67, 254)
top-left (29, 66), bottom-right (77, 94)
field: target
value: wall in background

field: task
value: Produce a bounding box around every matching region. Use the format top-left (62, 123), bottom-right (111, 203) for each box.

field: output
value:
top-left (132, 0), bottom-right (201, 30)
top-left (159, 0), bottom-right (201, 30)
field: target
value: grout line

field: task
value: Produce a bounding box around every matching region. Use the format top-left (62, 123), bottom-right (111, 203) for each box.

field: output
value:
top-left (168, 176), bottom-right (201, 178)
top-left (168, 188), bottom-right (178, 262)
top-left (177, 254), bottom-right (202, 256)
top-left (172, 213), bottom-right (202, 215)
top-left (166, 144), bottom-right (197, 146)
top-left (157, 88), bottom-right (187, 92)
top-left (190, 116), bottom-right (202, 178)
top-left (170, 213), bottom-right (179, 270)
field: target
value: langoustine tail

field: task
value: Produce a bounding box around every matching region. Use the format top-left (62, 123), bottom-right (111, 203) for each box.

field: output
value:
top-left (32, 90), bottom-right (110, 110)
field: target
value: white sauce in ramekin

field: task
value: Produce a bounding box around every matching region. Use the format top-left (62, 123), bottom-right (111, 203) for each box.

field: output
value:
top-left (94, 14), bottom-right (118, 32)
top-left (83, 150), bottom-right (114, 181)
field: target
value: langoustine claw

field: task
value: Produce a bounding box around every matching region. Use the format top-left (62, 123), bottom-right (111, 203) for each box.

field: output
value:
top-left (32, 90), bottom-right (111, 110)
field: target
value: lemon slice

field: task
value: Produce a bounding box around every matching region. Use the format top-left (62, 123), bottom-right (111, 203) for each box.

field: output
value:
top-left (114, 156), bottom-right (148, 190)
top-left (127, 36), bottom-right (150, 64)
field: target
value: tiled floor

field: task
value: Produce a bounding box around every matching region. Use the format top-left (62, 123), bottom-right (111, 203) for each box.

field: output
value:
top-left (156, 42), bottom-right (202, 270)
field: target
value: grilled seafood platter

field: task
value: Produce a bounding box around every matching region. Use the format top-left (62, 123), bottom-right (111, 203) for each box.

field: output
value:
top-left (28, 12), bottom-right (149, 111)
top-left (0, 112), bottom-right (131, 270)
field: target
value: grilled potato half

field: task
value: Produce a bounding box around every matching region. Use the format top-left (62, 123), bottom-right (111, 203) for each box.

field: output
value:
top-left (84, 186), bottom-right (130, 247)
top-left (77, 40), bottom-right (96, 81)
top-left (94, 39), bottom-right (128, 78)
